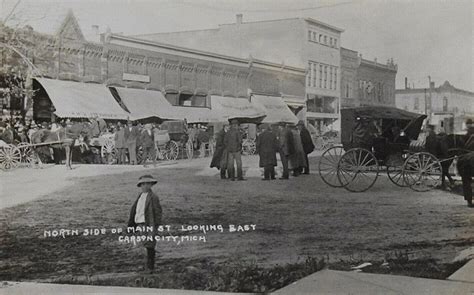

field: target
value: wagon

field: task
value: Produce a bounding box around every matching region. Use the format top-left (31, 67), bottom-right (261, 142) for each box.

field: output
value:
top-left (159, 120), bottom-right (193, 160)
top-left (318, 106), bottom-right (441, 192)
top-left (0, 140), bottom-right (21, 170)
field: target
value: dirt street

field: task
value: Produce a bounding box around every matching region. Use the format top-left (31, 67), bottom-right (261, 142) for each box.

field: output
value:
top-left (0, 156), bottom-right (472, 282)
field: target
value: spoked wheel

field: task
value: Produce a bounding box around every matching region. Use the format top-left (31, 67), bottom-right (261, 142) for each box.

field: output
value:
top-left (17, 142), bottom-right (36, 167)
top-left (386, 152), bottom-right (408, 187)
top-left (185, 139), bottom-right (194, 159)
top-left (402, 152), bottom-right (442, 192)
top-left (337, 148), bottom-right (379, 192)
top-left (242, 138), bottom-right (256, 155)
top-left (100, 138), bottom-right (117, 165)
top-left (136, 146), bottom-right (144, 164)
top-left (0, 145), bottom-right (21, 170)
top-left (386, 165), bottom-right (407, 187)
top-left (318, 145), bottom-right (345, 187)
top-left (166, 141), bottom-right (179, 160)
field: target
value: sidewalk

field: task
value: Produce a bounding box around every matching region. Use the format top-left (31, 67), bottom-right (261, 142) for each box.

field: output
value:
top-left (0, 281), bottom-right (253, 295)
top-left (273, 269), bottom-right (474, 295)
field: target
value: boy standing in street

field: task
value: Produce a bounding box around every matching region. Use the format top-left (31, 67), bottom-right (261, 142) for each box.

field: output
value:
top-left (128, 175), bottom-right (162, 273)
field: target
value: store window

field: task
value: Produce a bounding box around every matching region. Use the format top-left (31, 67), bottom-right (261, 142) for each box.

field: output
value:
top-left (178, 93), bottom-right (193, 106)
top-left (165, 92), bottom-right (178, 105)
top-left (443, 97), bottom-right (448, 112)
top-left (192, 95), bottom-right (207, 107)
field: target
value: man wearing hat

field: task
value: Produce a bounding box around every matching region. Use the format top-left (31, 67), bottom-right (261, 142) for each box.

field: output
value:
top-left (210, 122), bottom-right (230, 179)
top-left (125, 120), bottom-right (140, 165)
top-left (140, 123), bottom-right (156, 167)
top-left (128, 175), bottom-right (162, 272)
top-left (277, 122), bottom-right (294, 179)
top-left (256, 123), bottom-right (279, 180)
top-left (297, 120), bottom-right (315, 174)
top-left (224, 119), bottom-right (246, 181)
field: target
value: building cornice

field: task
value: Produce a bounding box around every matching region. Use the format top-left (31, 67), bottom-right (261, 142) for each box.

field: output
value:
top-left (108, 34), bottom-right (306, 75)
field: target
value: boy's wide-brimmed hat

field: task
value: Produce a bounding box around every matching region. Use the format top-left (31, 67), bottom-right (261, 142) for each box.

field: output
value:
top-left (137, 174), bottom-right (158, 187)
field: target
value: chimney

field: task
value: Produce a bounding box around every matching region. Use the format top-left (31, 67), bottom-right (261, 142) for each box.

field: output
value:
top-left (405, 77), bottom-right (408, 89)
top-left (236, 14), bottom-right (243, 25)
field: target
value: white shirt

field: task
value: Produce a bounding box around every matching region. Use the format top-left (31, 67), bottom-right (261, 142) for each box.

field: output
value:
top-left (134, 192), bottom-right (148, 224)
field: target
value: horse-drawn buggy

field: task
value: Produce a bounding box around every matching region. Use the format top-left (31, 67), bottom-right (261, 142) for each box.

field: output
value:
top-left (318, 106), bottom-right (444, 192)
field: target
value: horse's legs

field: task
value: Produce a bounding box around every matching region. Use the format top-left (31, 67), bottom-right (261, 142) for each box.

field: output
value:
top-left (65, 145), bottom-right (71, 169)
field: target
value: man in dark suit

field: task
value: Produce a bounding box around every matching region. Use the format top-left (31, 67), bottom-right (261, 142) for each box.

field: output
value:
top-left (128, 175), bottom-right (162, 273)
top-left (124, 120), bottom-right (140, 165)
top-left (140, 124), bottom-right (156, 167)
top-left (278, 122), bottom-right (294, 179)
top-left (257, 124), bottom-right (279, 180)
top-left (297, 120), bottom-right (315, 174)
top-left (224, 119), bottom-right (245, 181)
top-left (210, 123), bottom-right (230, 179)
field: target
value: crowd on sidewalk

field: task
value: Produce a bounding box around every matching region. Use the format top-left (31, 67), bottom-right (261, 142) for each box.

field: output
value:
top-left (211, 120), bottom-right (314, 181)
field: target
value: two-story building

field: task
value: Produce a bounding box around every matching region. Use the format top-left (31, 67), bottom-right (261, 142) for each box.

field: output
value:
top-left (132, 15), bottom-right (343, 130)
top-left (395, 81), bottom-right (474, 133)
top-left (340, 47), bottom-right (397, 109)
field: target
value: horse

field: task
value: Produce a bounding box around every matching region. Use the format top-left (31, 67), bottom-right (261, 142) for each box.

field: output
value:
top-left (30, 123), bottom-right (93, 169)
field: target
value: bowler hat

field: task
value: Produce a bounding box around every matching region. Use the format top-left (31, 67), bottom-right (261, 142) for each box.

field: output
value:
top-left (137, 174), bottom-right (158, 187)
top-left (297, 120), bottom-right (305, 126)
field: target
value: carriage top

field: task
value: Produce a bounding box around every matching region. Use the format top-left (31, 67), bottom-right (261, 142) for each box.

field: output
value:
top-left (340, 106), bottom-right (427, 149)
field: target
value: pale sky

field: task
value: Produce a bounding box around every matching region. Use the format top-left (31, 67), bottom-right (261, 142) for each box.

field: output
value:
top-left (2, 0), bottom-right (473, 92)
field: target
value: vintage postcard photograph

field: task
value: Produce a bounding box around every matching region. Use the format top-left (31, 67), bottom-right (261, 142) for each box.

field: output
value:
top-left (0, 0), bottom-right (473, 294)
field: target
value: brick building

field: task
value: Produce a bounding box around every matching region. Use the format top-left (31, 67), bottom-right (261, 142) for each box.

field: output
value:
top-left (395, 81), bottom-right (474, 133)
top-left (1, 12), bottom-right (305, 124)
top-left (132, 15), bottom-right (343, 130)
top-left (340, 47), bottom-right (397, 109)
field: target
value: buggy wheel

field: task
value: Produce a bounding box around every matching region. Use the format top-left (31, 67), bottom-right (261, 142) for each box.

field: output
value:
top-left (185, 139), bottom-right (194, 159)
top-left (100, 138), bottom-right (117, 164)
top-left (166, 141), bottom-right (179, 161)
top-left (318, 145), bottom-right (345, 187)
top-left (386, 165), bottom-right (407, 187)
top-left (402, 152), bottom-right (441, 192)
top-left (0, 145), bottom-right (21, 170)
top-left (337, 148), bottom-right (378, 192)
top-left (17, 142), bottom-right (35, 166)
top-left (136, 146), bottom-right (144, 164)
top-left (242, 138), bottom-right (256, 155)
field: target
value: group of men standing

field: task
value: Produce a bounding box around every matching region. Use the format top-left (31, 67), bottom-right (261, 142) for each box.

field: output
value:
top-left (114, 121), bottom-right (159, 166)
top-left (211, 119), bottom-right (314, 181)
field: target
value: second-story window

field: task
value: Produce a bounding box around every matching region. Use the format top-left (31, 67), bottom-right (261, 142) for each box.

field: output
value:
top-left (308, 30), bottom-right (312, 41)
top-left (443, 97), bottom-right (448, 111)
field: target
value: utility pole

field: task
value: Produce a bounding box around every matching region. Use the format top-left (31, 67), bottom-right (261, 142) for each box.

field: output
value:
top-left (427, 75), bottom-right (432, 125)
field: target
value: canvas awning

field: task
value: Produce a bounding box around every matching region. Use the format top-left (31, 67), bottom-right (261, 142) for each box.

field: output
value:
top-left (113, 87), bottom-right (218, 123)
top-left (112, 87), bottom-right (177, 121)
top-left (251, 95), bottom-right (298, 124)
top-left (35, 78), bottom-right (129, 119)
top-left (210, 96), bottom-right (266, 123)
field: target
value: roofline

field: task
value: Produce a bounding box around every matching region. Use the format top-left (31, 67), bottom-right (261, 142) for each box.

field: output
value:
top-left (218, 17), bottom-right (301, 27)
top-left (340, 47), bottom-right (358, 54)
top-left (360, 58), bottom-right (397, 72)
top-left (304, 18), bottom-right (344, 33)
top-left (131, 27), bottom-right (220, 37)
top-left (396, 86), bottom-right (474, 96)
top-left (108, 34), bottom-right (305, 74)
